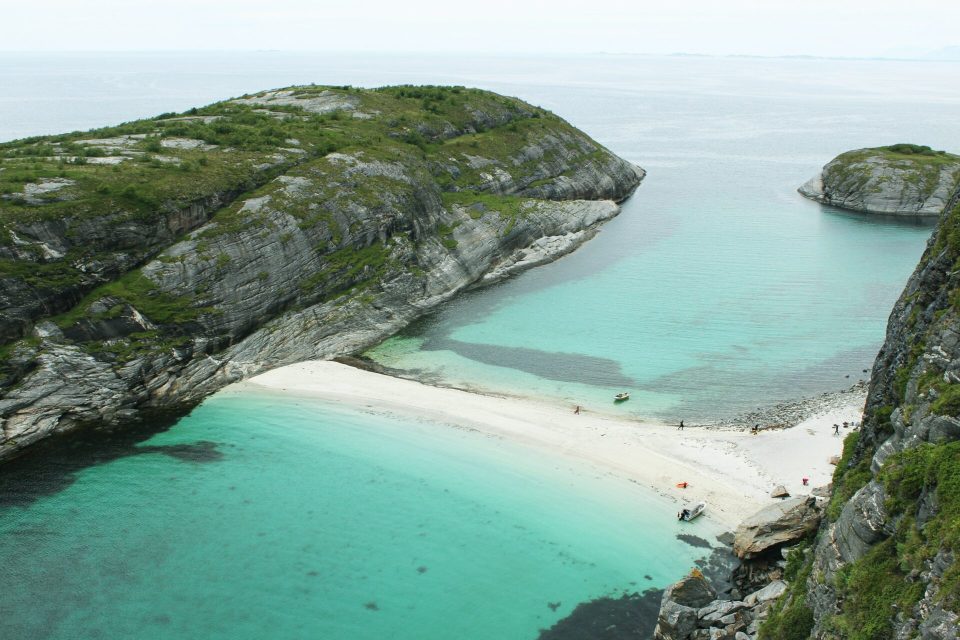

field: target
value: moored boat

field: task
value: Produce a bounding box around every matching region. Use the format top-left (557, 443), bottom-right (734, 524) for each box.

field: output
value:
top-left (678, 501), bottom-right (706, 521)
top-left (614, 392), bottom-right (630, 402)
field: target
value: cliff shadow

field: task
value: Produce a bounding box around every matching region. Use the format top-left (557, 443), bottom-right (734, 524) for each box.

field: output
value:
top-left (0, 409), bottom-right (222, 508)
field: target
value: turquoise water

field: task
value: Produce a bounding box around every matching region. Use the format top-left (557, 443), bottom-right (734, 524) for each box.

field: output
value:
top-left (1, 53), bottom-right (959, 638)
top-left (0, 391), bottom-right (710, 639)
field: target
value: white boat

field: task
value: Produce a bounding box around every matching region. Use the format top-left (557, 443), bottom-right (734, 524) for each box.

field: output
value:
top-left (614, 392), bottom-right (630, 402)
top-left (678, 501), bottom-right (706, 521)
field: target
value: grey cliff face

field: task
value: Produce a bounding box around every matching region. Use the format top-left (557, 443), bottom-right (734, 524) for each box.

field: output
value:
top-left (0, 88), bottom-right (644, 460)
top-left (804, 186), bottom-right (960, 638)
top-left (798, 148), bottom-right (960, 216)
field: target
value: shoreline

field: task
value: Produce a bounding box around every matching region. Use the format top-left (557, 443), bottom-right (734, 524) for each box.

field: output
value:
top-left (243, 361), bottom-right (864, 528)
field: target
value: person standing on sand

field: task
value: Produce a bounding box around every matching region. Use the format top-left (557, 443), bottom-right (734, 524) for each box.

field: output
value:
top-left (678, 420), bottom-right (684, 431)
top-left (833, 423), bottom-right (840, 436)
top-left (574, 405), bottom-right (581, 415)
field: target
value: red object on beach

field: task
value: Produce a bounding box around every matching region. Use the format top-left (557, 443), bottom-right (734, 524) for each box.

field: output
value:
top-left (802, 477), bottom-right (809, 486)
top-left (676, 482), bottom-right (689, 488)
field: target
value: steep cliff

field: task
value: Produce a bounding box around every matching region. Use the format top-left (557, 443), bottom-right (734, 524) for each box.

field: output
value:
top-left (0, 85), bottom-right (644, 459)
top-left (799, 145), bottom-right (960, 216)
top-left (759, 192), bottom-right (960, 639)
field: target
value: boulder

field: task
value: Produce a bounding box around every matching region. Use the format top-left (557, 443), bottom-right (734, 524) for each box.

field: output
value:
top-left (744, 580), bottom-right (787, 606)
top-left (697, 600), bottom-right (747, 626)
top-left (655, 600), bottom-right (699, 640)
top-left (654, 571), bottom-right (718, 639)
top-left (733, 497), bottom-right (821, 559)
top-left (770, 485), bottom-right (790, 498)
top-left (665, 571), bottom-right (718, 608)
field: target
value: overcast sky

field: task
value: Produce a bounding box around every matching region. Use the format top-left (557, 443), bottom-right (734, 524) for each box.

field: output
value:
top-left (4, 0), bottom-right (958, 58)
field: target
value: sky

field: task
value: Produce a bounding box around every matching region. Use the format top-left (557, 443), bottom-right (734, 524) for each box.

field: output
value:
top-left (3, 0), bottom-right (959, 59)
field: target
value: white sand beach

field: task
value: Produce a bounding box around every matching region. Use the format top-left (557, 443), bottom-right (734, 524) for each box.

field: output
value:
top-left (244, 361), bottom-right (863, 528)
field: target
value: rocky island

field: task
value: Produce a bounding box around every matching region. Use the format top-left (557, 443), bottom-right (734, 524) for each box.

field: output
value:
top-left (799, 144), bottom-right (960, 216)
top-left (0, 85), bottom-right (643, 459)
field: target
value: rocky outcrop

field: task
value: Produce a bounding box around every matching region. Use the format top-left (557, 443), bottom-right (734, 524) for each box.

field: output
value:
top-left (0, 85), bottom-right (644, 460)
top-left (654, 571), bottom-right (718, 639)
top-left (654, 569), bottom-right (793, 640)
top-left (733, 497), bottom-right (822, 559)
top-left (799, 145), bottom-right (960, 216)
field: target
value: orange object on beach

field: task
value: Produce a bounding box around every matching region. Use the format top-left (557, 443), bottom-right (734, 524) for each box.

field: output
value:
top-left (676, 482), bottom-right (689, 488)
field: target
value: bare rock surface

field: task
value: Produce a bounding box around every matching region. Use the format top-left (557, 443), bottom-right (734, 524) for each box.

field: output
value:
top-left (799, 146), bottom-right (960, 216)
top-left (733, 497), bottom-right (821, 559)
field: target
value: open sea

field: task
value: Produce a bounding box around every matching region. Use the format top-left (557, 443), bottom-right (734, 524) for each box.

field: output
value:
top-left (1, 52), bottom-right (959, 638)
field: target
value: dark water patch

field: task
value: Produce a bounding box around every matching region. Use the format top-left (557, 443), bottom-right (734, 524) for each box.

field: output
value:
top-left (416, 565), bottom-right (428, 574)
top-left (541, 541), bottom-right (742, 638)
top-left (676, 533), bottom-right (712, 549)
top-left (536, 589), bottom-right (663, 640)
top-left (0, 407), bottom-right (218, 508)
top-left (137, 441), bottom-right (223, 463)
top-left (363, 601), bottom-right (379, 611)
top-left (422, 337), bottom-right (637, 389)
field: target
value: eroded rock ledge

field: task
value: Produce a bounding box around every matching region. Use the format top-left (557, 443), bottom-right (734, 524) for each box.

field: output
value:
top-left (0, 85), bottom-right (644, 459)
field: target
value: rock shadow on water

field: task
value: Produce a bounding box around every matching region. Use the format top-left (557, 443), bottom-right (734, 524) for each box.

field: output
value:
top-left (0, 409), bottom-right (222, 508)
top-left (676, 533), bottom-right (712, 549)
top-left (539, 538), bottom-right (742, 639)
top-left (537, 589), bottom-right (663, 640)
top-left (136, 441), bottom-right (223, 463)
top-left (422, 337), bottom-right (637, 388)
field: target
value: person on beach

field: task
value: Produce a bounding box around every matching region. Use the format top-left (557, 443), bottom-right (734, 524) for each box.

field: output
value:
top-left (574, 405), bottom-right (581, 415)
top-left (833, 423), bottom-right (840, 436)
top-left (678, 420), bottom-right (684, 431)
top-left (751, 424), bottom-right (759, 435)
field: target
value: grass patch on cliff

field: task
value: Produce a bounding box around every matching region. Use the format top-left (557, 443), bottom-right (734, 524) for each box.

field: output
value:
top-left (881, 441), bottom-right (960, 604)
top-left (299, 241), bottom-right (392, 301)
top-left (828, 537), bottom-right (925, 640)
top-left (758, 545), bottom-right (815, 640)
top-left (837, 145), bottom-right (960, 169)
top-left (441, 191), bottom-right (535, 234)
top-left (54, 270), bottom-right (203, 329)
top-left (821, 441), bottom-right (960, 639)
top-left (827, 431), bottom-right (874, 521)
top-left (432, 116), bottom-right (596, 192)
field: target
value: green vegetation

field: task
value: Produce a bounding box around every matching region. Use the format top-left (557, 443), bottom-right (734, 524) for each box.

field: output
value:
top-left (759, 543), bottom-right (815, 640)
top-left (823, 442), bottom-right (960, 638)
top-left (53, 270), bottom-right (204, 329)
top-left (441, 191), bottom-right (536, 234)
top-left (837, 145), bottom-right (960, 168)
top-left (883, 143), bottom-right (950, 157)
top-left (827, 431), bottom-right (874, 521)
top-left (298, 241), bottom-right (393, 301)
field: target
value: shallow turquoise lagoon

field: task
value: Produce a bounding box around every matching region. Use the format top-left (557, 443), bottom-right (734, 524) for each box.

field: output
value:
top-left (0, 391), bottom-right (713, 639)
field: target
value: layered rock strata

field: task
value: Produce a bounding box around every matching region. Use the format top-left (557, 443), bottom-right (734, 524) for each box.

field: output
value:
top-left (0, 86), bottom-right (644, 459)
